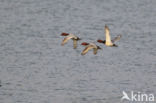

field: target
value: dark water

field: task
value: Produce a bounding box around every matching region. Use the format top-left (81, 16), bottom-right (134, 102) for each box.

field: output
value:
top-left (0, 0), bottom-right (156, 103)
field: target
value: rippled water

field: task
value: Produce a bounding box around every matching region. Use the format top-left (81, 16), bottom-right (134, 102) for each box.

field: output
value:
top-left (0, 0), bottom-right (156, 103)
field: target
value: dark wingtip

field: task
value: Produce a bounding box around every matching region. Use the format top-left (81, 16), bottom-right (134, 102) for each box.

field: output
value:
top-left (98, 46), bottom-right (102, 49)
top-left (61, 33), bottom-right (69, 36)
top-left (77, 37), bottom-right (81, 40)
top-left (105, 25), bottom-right (108, 28)
top-left (113, 44), bottom-right (118, 47)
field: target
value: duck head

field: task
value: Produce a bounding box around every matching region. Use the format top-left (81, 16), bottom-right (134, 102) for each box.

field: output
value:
top-left (97, 39), bottom-right (105, 43)
top-left (61, 33), bottom-right (69, 36)
top-left (81, 42), bottom-right (89, 46)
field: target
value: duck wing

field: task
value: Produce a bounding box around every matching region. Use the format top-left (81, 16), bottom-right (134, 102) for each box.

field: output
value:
top-left (93, 48), bottom-right (98, 55)
top-left (105, 25), bottom-right (113, 45)
top-left (61, 36), bottom-right (73, 46)
top-left (112, 35), bottom-right (122, 43)
top-left (73, 39), bottom-right (77, 49)
top-left (81, 45), bottom-right (94, 55)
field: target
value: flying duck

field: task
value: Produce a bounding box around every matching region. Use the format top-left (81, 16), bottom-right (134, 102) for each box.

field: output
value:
top-left (61, 33), bottom-right (81, 49)
top-left (81, 42), bottom-right (101, 55)
top-left (97, 25), bottom-right (122, 47)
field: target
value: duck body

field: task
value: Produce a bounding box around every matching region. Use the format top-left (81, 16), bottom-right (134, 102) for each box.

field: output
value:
top-left (97, 40), bottom-right (118, 47)
top-left (97, 25), bottom-right (121, 47)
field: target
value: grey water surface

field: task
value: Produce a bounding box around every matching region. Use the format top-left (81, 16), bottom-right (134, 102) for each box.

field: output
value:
top-left (0, 0), bottom-right (156, 103)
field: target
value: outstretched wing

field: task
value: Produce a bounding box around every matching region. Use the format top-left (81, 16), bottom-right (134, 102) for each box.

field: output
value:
top-left (81, 45), bottom-right (94, 55)
top-left (93, 48), bottom-right (97, 55)
top-left (73, 39), bottom-right (77, 49)
top-left (105, 25), bottom-right (113, 45)
top-left (112, 35), bottom-right (122, 43)
top-left (61, 36), bottom-right (73, 46)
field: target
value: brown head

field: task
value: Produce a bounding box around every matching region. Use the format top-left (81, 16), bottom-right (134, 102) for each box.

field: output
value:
top-left (97, 39), bottom-right (105, 43)
top-left (61, 32), bottom-right (69, 36)
top-left (81, 42), bottom-right (89, 46)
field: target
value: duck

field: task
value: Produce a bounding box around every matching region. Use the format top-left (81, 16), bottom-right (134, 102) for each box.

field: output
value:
top-left (81, 42), bottom-right (101, 55)
top-left (97, 25), bottom-right (122, 47)
top-left (61, 33), bottom-right (81, 49)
